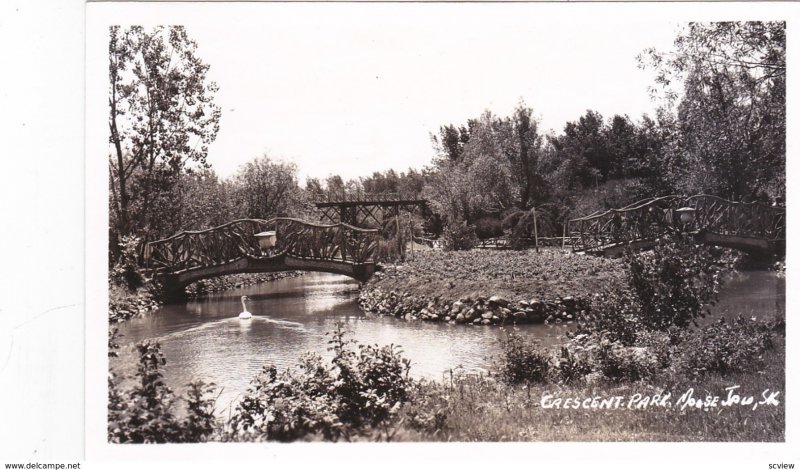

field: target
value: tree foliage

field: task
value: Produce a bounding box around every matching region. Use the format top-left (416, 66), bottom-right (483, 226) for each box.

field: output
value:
top-left (426, 106), bottom-right (664, 237)
top-left (105, 21), bottom-right (785, 276)
top-left (640, 21), bottom-right (785, 201)
top-left (425, 104), bottom-right (552, 236)
top-left (420, 21), bottom-right (784, 234)
top-left (233, 156), bottom-right (302, 219)
top-left (109, 25), bottom-right (222, 249)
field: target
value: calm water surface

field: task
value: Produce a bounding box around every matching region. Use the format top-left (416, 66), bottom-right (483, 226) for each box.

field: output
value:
top-left (116, 270), bottom-right (784, 414)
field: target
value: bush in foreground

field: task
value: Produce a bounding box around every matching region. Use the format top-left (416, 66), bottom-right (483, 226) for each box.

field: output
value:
top-left (497, 318), bottom-right (778, 387)
top-left (626, 233), bottom-right (731, 330)
top-left (108, 340), bottom-right (218, 443)
top-left (498, 332), bottom-right (551, 384)
top-left (107, 316), bottom-right (782, 442)
top-left (670, 315), bottom-right (775, 378)
top-left (394, 342), bottom-right (784, 442)
top-left (577, 233), bottom-right (735, 346)
top-left (228, 323), bottom-right (412, 442)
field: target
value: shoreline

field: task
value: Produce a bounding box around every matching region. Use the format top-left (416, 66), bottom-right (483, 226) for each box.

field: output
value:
top-left (107, 252), bottom-right (786, 442)
top-left (108, 271), bottom-right (306, 323)
top-left (358, 286), bottom-right (588, 325)
top-left (184, 271), bottom-right (306, 298)
top-left (358, 249), bottom-right (624, 326)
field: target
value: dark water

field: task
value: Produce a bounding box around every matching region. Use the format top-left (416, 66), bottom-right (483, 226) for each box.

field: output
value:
top-left (115, 270), bottom-right (784, 415)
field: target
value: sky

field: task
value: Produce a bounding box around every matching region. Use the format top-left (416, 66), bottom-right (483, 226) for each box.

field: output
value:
top-left (165, 4), bottom-right (680, 182)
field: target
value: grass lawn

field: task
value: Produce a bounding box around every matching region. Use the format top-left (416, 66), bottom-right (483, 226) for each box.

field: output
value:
top-left (391, 340), bottom-right (785, 442)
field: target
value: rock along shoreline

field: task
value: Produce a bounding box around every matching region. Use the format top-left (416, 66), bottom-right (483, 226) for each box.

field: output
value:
top-left (185, 271), bottom-right (305, 298)
top-left (358, 285), bottom-right (590, 326)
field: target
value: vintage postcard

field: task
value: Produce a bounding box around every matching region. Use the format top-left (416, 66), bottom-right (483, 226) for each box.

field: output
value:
top-left (83, 2), bottom-right (795, 468)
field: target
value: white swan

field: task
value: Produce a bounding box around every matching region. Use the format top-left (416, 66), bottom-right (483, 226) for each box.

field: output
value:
top-left (238, 295), bottom-right (252, 320)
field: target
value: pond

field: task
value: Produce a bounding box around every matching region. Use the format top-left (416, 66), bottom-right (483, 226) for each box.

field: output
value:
top-left (114, 269), bottom-right (784, 415)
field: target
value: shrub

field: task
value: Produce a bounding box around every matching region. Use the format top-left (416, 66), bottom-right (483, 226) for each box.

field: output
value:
top-left (577, 233), bottom-right (733, 345)
top-left (108, 282), bottom-right (160, 322)
top-left (637, 327), bottom-right (685, 370)
top-left (442, 221), bottom-right (478, 251)
top-left (474, 217), bottom-right (504, 240)
top-left (229, 323), bottom-right (412, 442)
top-left (109, 340), bottom-right (181, 443)
top-left (229, 357), bottom-right (341, 442)
top-left (108, 340), bottom-right (219, 443)
top-left (671, 316), bottom-right (774, 378)
top-left (107, 371), bottom-right (126, 438)
top-left (625, 233), bottom-right (729, 330)
top-left (576, 290), bottom-right (643, 346)
top-left (552, 345), bottom-right (592, 384)
top-left (111, 235), bottom-right (148, 289)
top-left (376, 234), bottom-right (403, 262)
top-left (108, 327), bottom-right (121, 358)
top-left (498, 331), bottom-right (551, 384)
top-left (399, 381), bottom-right (449, 436)
top-left (182, 381), bottom-right (218, 442)
top-left (329, 327), bottom-right (412, 431)
top-left (593, 338), bottom-right (658, 383)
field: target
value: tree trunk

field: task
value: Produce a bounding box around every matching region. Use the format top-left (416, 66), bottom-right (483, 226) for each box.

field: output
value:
top-left (109, 98), bottom-right (129, 237)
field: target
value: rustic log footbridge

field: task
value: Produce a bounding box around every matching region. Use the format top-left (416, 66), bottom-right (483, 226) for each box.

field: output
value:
top-left (569, 194), bottom-right (785, 257)
top-left (143, 218), bottom-right (380, 296)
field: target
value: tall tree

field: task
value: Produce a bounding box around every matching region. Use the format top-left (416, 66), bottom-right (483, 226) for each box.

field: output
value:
top-left (460, 111), bottom-right (517, 214)
top-left (550, 110), bottom-right (612, 187)
top-left (108, 25), bottom-right (222, 242)
top-left (605, 114), bottom-right (639, 179)
top-left (422, 160), bottom-right (477, 224)
top-left (640, 22), bottom-right (785, 200)
top-left (305, 177), bottom-right (325, 199)
top-left (324, 175), bottom-right (346, 198)
top-left (161, 169), bottom-right (237, 235)
top-left (431, 124), bottom-right (471, 162)
top-left (425, 104), bottom-right (548, 227)
top-left (234, 156), bottom-right (301, 219)
top-left (507, 105), bottom-right (547, 208)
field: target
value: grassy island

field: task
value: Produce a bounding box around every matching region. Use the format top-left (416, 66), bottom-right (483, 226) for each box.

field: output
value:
top-left (360, 248), bottom-right (627, 325)
top-left (372, 249), bottom-right (625, 302)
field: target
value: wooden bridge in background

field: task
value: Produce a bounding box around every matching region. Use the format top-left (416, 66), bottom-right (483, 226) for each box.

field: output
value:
top-left (569, 194), bottom-right (785, 257)
top-left (314, 192), bottom-right (427, 228)
top-left (143, 218), bottom-right (380, 295)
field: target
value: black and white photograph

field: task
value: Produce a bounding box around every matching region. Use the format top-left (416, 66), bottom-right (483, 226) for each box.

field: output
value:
top-left (2, 1), bottom-right (794, 469)
top-left (98, 3), bottom-right (788, 446)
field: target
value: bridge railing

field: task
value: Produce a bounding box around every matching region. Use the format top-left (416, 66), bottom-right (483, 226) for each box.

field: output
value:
top-left (569, 194), bottom-right (785, 253)
top-left (685, 194), bottom-right (785, 240)
top-left (143, 218), bottom-right (379, 274)
top-left (313, 191), bottom-right (424, 204)
top-left (274, 218), bottom-right (379, 263)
